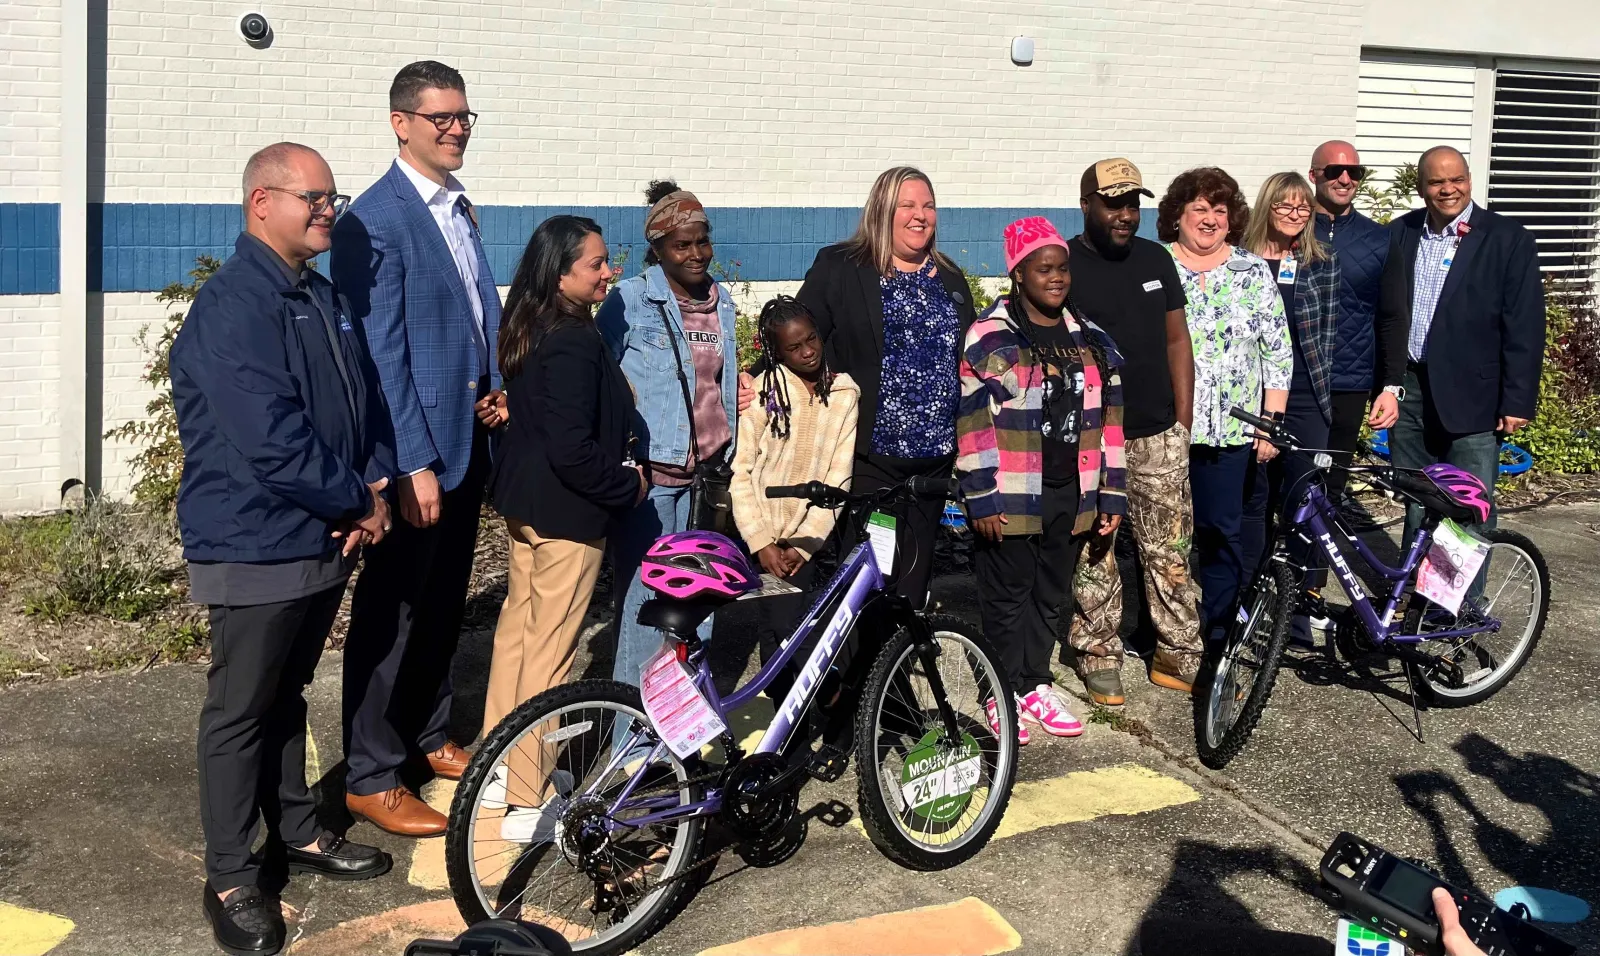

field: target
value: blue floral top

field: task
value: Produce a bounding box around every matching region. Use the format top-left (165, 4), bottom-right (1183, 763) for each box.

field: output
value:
top-left (872, 260), bottom-right (961, 457)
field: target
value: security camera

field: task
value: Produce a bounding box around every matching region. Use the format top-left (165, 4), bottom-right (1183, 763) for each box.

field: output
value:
top-left (238, 11), bottom-right (272, 45)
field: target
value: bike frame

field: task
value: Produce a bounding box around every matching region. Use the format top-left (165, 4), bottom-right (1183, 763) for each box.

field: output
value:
top-left (601, 539), bottom-right (901, 830)
top-left (1287, 480), bottom-right (1499, 647)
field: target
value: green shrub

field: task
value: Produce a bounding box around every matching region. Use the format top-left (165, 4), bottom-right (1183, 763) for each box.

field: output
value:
top-left (24, 498), bottom-right (179, 622)
top-left (1356, 163), bottom-right (1418, 225)
top-left (105, 256), bottom-right (220, 510)
top-left (1515, 288), bottom-right (1600, 476)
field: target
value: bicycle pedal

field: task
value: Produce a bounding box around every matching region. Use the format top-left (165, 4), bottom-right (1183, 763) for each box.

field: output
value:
top-left (805, 745), bottom-right (850, 782)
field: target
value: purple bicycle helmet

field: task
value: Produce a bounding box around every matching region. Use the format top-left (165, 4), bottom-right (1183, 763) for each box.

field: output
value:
top-left (640, 531), bottom-right (760, 600)
top-left (1423, 463), bottom-right (1491, 524)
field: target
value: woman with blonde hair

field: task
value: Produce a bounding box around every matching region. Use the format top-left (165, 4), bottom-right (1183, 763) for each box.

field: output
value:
top-left (1241, 171), bottom-right (1341, 644)
top-left (792, 166), bottom-right (980, 606)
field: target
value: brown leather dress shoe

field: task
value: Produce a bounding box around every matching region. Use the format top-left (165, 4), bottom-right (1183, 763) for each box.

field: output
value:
top-left (346, 786), bottom-right (446, 837)
top-left (427, 742), bottom-right (471, 780)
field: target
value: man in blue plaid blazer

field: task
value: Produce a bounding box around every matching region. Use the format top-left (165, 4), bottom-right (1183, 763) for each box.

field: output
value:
top-left (331, 60), bottom-right (504, 837)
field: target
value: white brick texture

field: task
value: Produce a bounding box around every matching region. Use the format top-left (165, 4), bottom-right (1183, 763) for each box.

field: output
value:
top-left (0, 296), bottom-right (62, 511)
top-left (0, 0), bottom-right (62, 201)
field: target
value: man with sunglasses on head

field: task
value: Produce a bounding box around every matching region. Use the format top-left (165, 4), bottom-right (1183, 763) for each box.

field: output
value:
top-left (173, 142), bottom-right (396, 956)
top-left (332, 60), bottom-right (505, 838)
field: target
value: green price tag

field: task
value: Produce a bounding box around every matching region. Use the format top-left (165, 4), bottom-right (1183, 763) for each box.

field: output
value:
top-left (898, 730), bottom-right (981, 823)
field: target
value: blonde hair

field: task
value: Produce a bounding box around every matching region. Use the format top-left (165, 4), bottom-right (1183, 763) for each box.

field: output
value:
top-left (840, 166), bottom-right (958, 277)
top-left (1243, 172), bottom-right (1329, 265)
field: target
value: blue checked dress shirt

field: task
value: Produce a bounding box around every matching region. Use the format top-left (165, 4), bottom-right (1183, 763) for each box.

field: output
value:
top-left (1407, 202), bottom-right (1475, 362)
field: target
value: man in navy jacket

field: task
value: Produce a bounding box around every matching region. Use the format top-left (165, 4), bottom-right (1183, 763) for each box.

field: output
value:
top-left (1378, 145), bottom-right (1545, 542)
top-left (172, 142), bottom-right (396, 956)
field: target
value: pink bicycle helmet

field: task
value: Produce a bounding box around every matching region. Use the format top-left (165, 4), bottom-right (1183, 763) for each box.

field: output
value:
top-left (640, 531), bottom-right (760, 600)
top-left (1423, 463), bottom-right (1491, 524)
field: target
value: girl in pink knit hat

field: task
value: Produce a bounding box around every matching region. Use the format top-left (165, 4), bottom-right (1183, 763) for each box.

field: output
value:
top-left (955, 216), bottom-right (1129, 744)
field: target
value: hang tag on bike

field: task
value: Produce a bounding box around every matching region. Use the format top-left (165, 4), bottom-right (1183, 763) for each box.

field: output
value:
top-left (899, 730), bottom-right (982, 823)
top-left (1415, 518), bottom-right (1489, 616)
top-left (866, 511), bottom-right (897, 575)
top-left (737, 572), bottom-right (804, 601)
top-left (640, 642), bottom-right (727, 759)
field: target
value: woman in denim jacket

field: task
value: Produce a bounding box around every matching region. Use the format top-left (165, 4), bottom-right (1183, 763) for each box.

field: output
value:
top-left (597, 180), bottom-right (740, 687)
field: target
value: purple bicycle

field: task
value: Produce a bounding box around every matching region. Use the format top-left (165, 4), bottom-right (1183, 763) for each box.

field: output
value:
top-left (1196, 408), bottom-right (1551, 770)
top-left (444, 475), bottom-right (1018, 953)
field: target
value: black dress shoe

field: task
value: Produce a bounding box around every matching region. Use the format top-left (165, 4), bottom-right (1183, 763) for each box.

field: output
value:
top-left (202, 884), bottom-right (284, 956)
top-left (284, 831), bottom-right (393, 881)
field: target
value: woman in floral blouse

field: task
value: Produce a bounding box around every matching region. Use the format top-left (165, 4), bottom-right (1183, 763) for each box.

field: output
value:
top-left (1158, 167), bottom-right (1292, 642)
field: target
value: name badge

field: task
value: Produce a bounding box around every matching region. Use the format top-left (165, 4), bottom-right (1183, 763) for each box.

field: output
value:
top-left (1439, 251), bottom-right (1454, 273)
top-left (1142, 279), bottom-right (1164, 293)
top-left (1276, 254), bottom-right (1298, 285)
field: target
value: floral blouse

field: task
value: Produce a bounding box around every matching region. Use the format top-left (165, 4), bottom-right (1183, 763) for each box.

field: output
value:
top-left (1166, 245), bottom-right (1292, 447)
top-left (872, 259), bottom-right (961, 457)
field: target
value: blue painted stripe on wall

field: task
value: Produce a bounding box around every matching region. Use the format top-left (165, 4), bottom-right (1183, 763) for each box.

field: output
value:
top-left (0, 204), bottom-right (60, 294)
top-left (4, 202), bottom-right (1158, 294)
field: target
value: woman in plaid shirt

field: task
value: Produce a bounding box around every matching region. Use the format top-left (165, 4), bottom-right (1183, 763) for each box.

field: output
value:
top-left (956, 217), bottom-right (1127, 745)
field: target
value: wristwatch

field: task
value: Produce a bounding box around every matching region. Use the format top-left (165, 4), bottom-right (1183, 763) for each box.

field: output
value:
top-left (1382, 385), bottom-right (1406, 401)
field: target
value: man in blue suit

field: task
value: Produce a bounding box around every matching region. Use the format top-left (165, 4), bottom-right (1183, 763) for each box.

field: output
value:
top-left (332, 60), bottom-right (504, 837)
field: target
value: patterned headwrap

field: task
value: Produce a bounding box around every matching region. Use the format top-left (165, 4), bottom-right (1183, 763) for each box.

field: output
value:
top-left (644, 190), bottom-right (709, 241)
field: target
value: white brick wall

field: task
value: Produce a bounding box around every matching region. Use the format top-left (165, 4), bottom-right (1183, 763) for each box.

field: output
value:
top-left (95, 0), bottom-right (1363, 205)
top-left (0, 296), bottom-right (62, 511)
top-left (0, 0), bottom-right (61, 202)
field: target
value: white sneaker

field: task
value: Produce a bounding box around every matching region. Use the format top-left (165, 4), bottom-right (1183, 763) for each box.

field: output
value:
top-left (484, 767), bottom-right (573, 813)
top-left (501, 798), bottom-right (568, 845)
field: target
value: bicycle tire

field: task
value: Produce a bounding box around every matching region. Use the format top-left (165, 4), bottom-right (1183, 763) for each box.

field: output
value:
top-left (445, 679), bottom-right (705, 956)
top-left (1405, 528), bottom-right (1550, 708)
top-left (853, 613), bottom-right (1017, 871)
top-left (1194, 562), bottom-right (1296, 770)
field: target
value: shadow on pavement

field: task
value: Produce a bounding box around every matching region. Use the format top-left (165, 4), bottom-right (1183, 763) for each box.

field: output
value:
top-left (1395, 733), bottom-right (1598, 944)
top-left (1124, 840), bottom-right (1333, 956)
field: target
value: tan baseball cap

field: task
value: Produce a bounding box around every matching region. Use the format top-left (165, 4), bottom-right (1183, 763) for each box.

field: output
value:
top-left (1081, 158), bottom-right (1156, 199)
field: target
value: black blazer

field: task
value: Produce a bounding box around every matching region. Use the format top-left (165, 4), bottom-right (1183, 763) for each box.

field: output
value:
top-left (1377, 205), bottom-right (1545, 435)
top-left (794, 243), bottom-right (980, 456)
top-left (489, 322), bottom-right (639, 541)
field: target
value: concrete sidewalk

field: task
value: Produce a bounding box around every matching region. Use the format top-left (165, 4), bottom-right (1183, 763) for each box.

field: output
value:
top-left (1, 502), bottom-right (1595, 955)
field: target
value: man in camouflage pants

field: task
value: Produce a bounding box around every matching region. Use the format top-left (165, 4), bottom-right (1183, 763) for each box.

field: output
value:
top-left (1065, 158), bottom-right (1205, 705)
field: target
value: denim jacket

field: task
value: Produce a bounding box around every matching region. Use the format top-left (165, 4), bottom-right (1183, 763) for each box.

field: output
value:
top-left (596, 265), bottom-right (740, 469)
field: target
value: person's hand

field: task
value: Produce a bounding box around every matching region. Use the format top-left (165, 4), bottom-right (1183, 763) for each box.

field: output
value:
top-left (1497, 415), bottom-right (1530, 435)
top-left (972, 513), bottom-right (1007, 543)
top-left (756, 545), bottom-right (789, 578)
top-left (632, 465), bottom-right (648, 505)
top-left (333, 478), bottom-right (392, 555)
top-left (1369, 392), bottom-right (1400, 429)
top-left (1098, 513), bottom-right (1122, 537)
top-left (397, 469), bottom-right (442, 528)
top-left (1254, 434), bottom-right (1280, 462)
top-left (1432, 887), bottom-right (1488, 956)
top-left (779, 545), bottom-right (806, 577)
top-left (737, 372), bottom-right (756, 413)
top-left (474, 390), bottom-right (509, 428)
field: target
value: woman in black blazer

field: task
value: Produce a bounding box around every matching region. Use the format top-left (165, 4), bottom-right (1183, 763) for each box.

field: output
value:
top-left (794, 166), bottom-right (980, 607)
top-left (479, 215), bottom-right (645, 832)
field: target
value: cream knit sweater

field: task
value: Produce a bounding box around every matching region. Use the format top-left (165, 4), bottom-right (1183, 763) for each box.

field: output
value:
top-left (729, 367), bottom-right (859, 560)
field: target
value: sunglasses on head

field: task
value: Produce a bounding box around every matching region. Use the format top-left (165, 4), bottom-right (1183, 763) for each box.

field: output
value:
top-left (1319, 164), bottom-right (1368, 183)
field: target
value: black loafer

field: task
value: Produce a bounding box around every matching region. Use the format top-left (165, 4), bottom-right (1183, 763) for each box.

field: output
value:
top-left (284, 831), bottom-right (393, 881)
top-left (202, 883), bottom-right (284, 956)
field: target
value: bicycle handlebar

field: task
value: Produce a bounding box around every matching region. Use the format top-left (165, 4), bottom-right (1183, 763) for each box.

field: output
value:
top-left (765, 476), bottom-right (958, 507)
top-left (1228, 406), bottom-right (1279, 436)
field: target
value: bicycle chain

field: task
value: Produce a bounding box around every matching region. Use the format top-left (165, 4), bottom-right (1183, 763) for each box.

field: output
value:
top-left (597, 766), bottom-right (734, 899)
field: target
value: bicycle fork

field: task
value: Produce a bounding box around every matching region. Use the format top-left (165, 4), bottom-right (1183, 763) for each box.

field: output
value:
top-left (907, 614), bottom-right (964, 746)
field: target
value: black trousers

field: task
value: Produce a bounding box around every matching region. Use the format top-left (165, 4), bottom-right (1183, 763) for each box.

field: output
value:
top-left (973, 480), bottom-right (1086, 695)
top-left (343, 432), bottom-right (487, 797)
top-left (849, 451), bottom-right (954, 610)
top-left (198, 585), bottom-right (343, 891)
top-left (1323, 390), bottom-right (1372, 507)
top-left (1267, 388), bottom-right (1333, 590)
top-left (756, 557), bottom-right (822, 705)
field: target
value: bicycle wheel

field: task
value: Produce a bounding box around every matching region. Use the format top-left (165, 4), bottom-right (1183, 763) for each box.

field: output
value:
top-left (446, 680), bottom-right (705, 956)
top-left (854, 613), bottom-right (1017, 871)
top-left (1194, 561), bottom-right (1296, 770)
top-left (1405, 528), bottom-right (1550, 707)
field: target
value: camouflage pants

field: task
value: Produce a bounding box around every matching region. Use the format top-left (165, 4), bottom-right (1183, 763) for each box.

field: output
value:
top-left (1070, 422), bottom-right (1204, 678)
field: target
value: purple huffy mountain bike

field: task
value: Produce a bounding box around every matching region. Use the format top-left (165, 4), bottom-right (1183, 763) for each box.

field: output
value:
top-left (1196, 408), bottom-right (1551, 770)
top-left (445, 475), bottom-right (1018, 954)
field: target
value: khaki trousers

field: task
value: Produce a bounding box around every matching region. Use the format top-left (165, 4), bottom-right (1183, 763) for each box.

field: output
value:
top-left (483, 519), bottom-right (604, 807)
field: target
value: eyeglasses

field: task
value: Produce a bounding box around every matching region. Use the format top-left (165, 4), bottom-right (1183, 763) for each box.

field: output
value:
top-left (1318, 164), bottom-right (1368, 183)
top-left (1271, 202), bottom-right (1313, 220)
top-left (397, 109), bottom-right (478, 132)
top-left (265, 187), bottom-right (351, 218)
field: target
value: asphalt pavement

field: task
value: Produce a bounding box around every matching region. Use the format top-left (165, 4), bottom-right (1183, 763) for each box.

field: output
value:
top-left (0, 501), bottom-right (1595, 956)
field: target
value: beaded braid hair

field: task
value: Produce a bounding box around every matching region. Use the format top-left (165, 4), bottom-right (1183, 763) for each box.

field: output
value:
top-left (757, 295), bottom-right (834, 439)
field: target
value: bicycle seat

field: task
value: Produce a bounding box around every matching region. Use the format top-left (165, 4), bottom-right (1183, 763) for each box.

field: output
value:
top-left (1390, 464), bottom-right (1489, 525)
top-left (638, 596), bottom-right (723, 637)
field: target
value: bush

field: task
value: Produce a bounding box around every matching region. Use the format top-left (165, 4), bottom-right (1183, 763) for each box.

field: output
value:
top-left (1356, 163), bottom-right (1419, 225)
top-left (105, 256), bottom-right (219, 510)
top-left (24, 498), bottom-right (180, 623)
top-left (1515, 285), bottom-right (1600, 475)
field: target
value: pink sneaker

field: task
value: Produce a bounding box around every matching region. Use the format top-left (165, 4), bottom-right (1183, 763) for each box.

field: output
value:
top-left (985, 696), bottom-right (1030, 745)
top-left (1020, 684), bottom-right (1084, 738)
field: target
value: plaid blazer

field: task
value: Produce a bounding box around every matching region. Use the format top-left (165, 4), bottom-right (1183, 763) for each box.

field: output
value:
top-left (1287, 254), bottom-right (1340, 422)
top-left (331, 161), bottom-right (503, 491)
